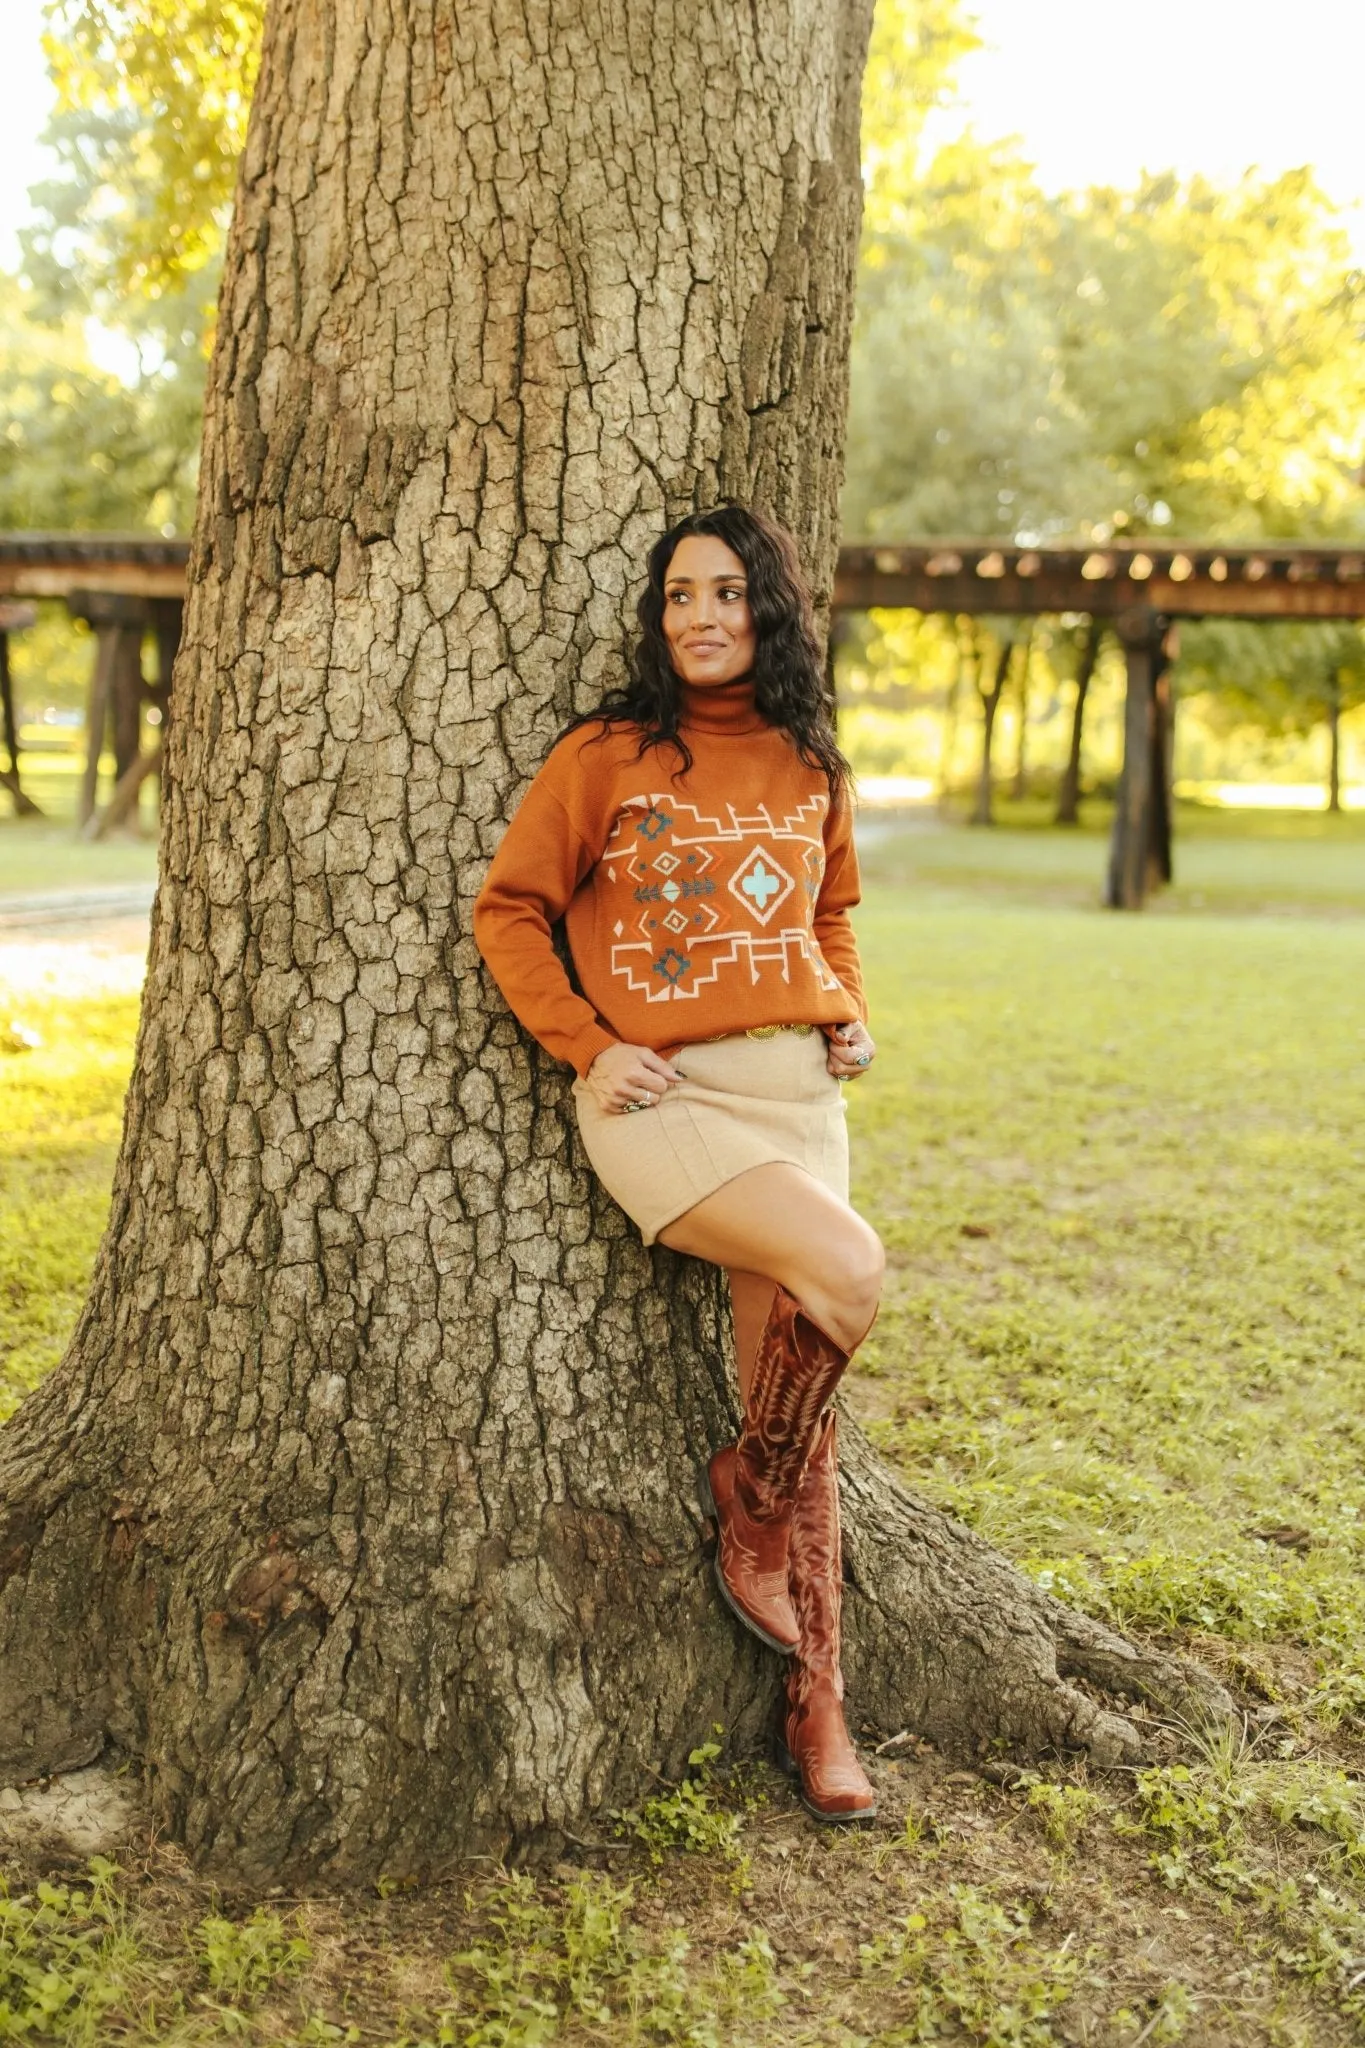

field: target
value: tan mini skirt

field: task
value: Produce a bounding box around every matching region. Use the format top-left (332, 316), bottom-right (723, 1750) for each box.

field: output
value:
top-left (571, 1026), bottom-right (850, 1246)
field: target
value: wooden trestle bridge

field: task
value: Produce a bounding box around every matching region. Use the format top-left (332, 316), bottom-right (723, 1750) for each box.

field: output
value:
top-left (835, 539), bottom-right (1365, 906)
top-left (3, 532), bottom-right (1365, 907)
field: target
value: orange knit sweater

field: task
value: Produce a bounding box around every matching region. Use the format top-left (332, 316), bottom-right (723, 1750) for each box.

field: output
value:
top-left (473, 678), bottom-right (866, 1076)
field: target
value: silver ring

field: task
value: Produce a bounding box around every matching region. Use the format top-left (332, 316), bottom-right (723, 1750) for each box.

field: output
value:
top-left (855, 1052), bottom-right (872, 1067)
top-left (623, 1098), bottom-right (648, 1113)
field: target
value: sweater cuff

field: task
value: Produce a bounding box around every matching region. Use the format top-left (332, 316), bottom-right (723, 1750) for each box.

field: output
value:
top-left (569, 1023), bottom-right (620, 1080)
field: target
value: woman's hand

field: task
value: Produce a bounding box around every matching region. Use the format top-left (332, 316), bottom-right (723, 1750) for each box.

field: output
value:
top-left (584, 1042), bottom-right (686, 1115)
top-left (824, 1019), bottom-right (876, 1080)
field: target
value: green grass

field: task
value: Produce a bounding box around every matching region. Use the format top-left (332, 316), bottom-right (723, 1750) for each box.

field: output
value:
top-left (1, 753), bottom-right (160, 897)
top-left (851, 814), bottom-right (1365, 1714)
top-left (875, 795), bottom-right (1365, 914)
top-left (3, 806), bottom-right (1365, 2043)
top-left (0, 982), bottom-right (140, 1420)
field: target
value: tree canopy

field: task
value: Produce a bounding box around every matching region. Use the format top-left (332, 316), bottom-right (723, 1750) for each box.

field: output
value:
top-left (10, 0), bottom-right (1365, 557)
top-left (4, 0), bottom-right (1364, 772)
top-left (845, 149), bottom-right (1365, 548)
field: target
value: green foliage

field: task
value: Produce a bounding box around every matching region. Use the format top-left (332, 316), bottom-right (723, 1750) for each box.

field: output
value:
top-left (0, 1859), bottom-right (132, 2045)
top-left (857, 1886), bottom-right (1085, 2046)
top-left (0, 274), bottom-right (192, 531)
top-left (1109, 1981), bottom-right (1195, 2044)
top-left (196, 1908), bottom-right (311, 2001)
top-left (1, 0), bottom-right (260, 534)
top-left (846, 150), bottom-right (1365, 546)
top-left (1176, 619), bottom-right (1365, 764)
top-left (611, 1741), bottom-right (746, 1864)
top-left (860, 0), bottom-right (980, 233)
top-left (848, 0), bottom-right (1365, 555)
top-left (1114, 1754), bottom-right (1365, 2015)
top-left (31, 0), bottom-right (261, 325)
top-left (1021, 1780), bottom-right (1100, 1856)
top-left (429, 1873), bottom-right (783, 2048)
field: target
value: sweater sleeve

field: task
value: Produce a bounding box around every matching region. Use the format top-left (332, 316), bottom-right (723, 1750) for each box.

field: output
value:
top-left (814, 784), bottom-right (868, 1024)
top-left (473, 768), bottom-right (620, 1078)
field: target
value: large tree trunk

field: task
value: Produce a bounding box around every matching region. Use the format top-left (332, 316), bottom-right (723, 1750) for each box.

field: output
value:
top-left (0, 0), bottom-right (1224, 1883)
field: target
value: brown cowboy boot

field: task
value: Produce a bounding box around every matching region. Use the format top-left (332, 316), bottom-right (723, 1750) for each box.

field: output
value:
top-left (701, 1286), bottom-right (849, 1655)
top-left (776, 1411), bottom-right (877, 1823)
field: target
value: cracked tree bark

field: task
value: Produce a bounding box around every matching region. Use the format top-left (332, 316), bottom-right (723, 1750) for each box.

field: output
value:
top-left (0, 0), bottom-right (1226, 1882)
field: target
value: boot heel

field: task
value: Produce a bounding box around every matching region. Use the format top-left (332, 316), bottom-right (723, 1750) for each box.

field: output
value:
top-left (770, 1730), bottom-right (799, 1781)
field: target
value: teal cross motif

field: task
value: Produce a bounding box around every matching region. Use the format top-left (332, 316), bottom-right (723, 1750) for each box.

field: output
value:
top-left (741, 859), bottom-right (781, 911)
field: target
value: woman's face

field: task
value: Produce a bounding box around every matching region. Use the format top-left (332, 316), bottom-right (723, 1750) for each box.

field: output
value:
top-left (661, 534), bottom-right (757, 687)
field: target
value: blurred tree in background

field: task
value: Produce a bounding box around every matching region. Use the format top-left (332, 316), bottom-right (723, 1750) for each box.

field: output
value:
top-left (1178, 621), bottom-right (1365, 812)
top-left (0, 271), bottom-right (178, 528)
top-left (851, 11), bottom-right (1365, 546)
top-left (848, 0), bottom-right (1365, 808)
top-left (7, 0), bottom-right (260, 533)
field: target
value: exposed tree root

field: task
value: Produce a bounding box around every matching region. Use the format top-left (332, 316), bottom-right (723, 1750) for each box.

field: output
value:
top-left (1, 1387), bottom-right (1231, 1870)
top-left (838, 1415), bottom-right (1232, 1770)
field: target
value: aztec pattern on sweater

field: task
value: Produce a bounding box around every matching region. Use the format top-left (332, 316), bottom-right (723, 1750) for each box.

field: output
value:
top-left (599, 790), bottom-right (843, 1006)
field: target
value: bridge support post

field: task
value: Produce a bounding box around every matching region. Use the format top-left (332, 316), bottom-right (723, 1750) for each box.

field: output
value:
top-left (69, 591), bottom-right (151, 830)
top-left (1147, 626), bottom-right (1176, 890)
top-left (1106, 607), bottom-right (1171, 910)
top-left (0, 602), bottom-right (42, 816)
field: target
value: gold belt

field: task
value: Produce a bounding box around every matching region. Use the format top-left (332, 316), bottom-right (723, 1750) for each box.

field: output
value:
top-left (695, 1023), bottom-right (817, 1043)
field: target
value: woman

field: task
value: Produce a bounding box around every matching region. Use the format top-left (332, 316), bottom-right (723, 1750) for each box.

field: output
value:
top-left (474, 505), bottom-right (883, 1824)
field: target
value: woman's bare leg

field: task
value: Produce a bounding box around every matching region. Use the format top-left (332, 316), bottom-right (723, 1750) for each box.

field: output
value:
top-left (660, 1163), bottom-right (883, 1358)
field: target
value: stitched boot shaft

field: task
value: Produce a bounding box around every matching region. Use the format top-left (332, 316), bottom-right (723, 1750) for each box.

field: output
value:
top-left (704, 1285), bottom-right (852, 1656)
top-left (734, 1286), bottom-right (851, 1522)
top-left (787, 1412), bottom-right (844, 1687)
top-left (782, 1412), bottom-right (877, 1823)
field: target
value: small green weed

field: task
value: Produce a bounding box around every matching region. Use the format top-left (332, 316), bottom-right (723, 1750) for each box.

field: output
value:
top-left (0, 1858), bottom-right (144, 2046)
top-left (429, 1872), bottom-right (784, 2047)
top-left (858, 1884), bottom-right (1085, 2047)
top-left (611, 1741), bottom-right (745, 1864)
top-left (1110, 1979), bottom-right (1196, 2043)
top-left (1022, 1779), bottom-right (1101, 1855)
top-left (197, 1905), bottom-right (312, 2001)
top-left (1264, 1767), bottom-right (1365, 1871)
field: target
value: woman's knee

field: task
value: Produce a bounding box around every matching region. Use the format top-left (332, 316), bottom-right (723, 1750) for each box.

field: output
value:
top-left (844, 1221), bottom-right (885, 1323)
top-left (805, 1219), bottom-right (883, 1349)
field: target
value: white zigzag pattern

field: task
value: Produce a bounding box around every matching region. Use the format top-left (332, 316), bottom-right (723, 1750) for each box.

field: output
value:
top-left (601, 792), bottom-right (828, 860)
top-left (610, 928), bottom-right (841, 1004)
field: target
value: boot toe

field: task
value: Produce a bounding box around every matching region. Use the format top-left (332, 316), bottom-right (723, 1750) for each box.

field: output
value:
top-left (800, 1763), bottom-right (878, 1824)
top-left (705, 1447), bottom-right (799, 1653)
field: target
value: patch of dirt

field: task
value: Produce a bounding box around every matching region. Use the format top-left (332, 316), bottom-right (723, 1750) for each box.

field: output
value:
top-left (0, 1762), bottom-right (147, 1868)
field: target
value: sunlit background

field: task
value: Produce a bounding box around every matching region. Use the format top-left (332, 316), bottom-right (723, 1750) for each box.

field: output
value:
top-left (1, 0), bottom-right (1362, 808)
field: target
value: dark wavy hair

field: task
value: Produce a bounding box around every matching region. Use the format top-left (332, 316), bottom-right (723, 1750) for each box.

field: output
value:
top-left (561, 505), bottom-right (850, 799)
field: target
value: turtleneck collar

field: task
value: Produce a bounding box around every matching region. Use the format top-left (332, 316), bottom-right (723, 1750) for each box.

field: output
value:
top-left (678, 674), bottom-right (766, 736)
